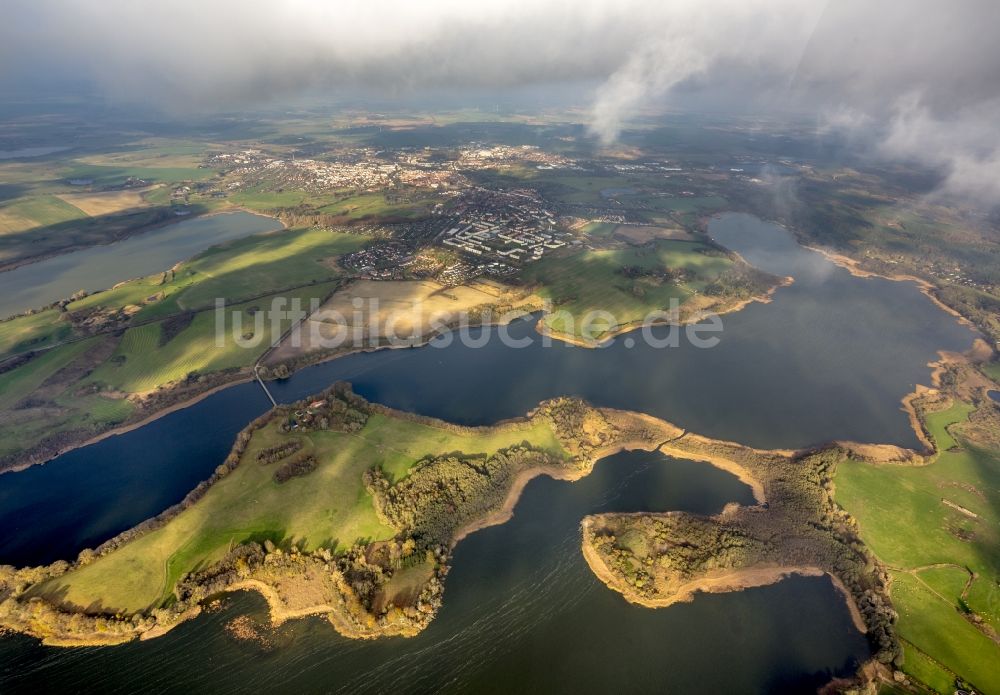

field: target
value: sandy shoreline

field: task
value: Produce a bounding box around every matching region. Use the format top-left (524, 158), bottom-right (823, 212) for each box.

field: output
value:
top-left (225, 580), bottom-right (337, 627)
top-left (450, 434), bottom-right (668, 547)
top-left (1, 273), bottom-right (782, 476)
top-left (533, 275), bottom-right (792, 349)
top-left (807, 245), bottom-right (978, 330)
top-left (7, 209), bottom-right (981, 475)
top-left (658, 437), bottom-right (771, 504)
top-left (579, 521), bottom-right (868, 633)
top-left (0, 392), bottom-right (902, 649)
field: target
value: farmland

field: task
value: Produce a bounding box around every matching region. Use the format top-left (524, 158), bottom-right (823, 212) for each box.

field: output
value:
top-left (520, 239), bottom-right (736, 339)
top-left (85, 283), bottom-right (341, 393)
top-left (835, 401), bottom-right (1000, 693)
top-left (0, 138), bottom-right (223, 268)
top-left (0, 224), bottom-right (369, 467)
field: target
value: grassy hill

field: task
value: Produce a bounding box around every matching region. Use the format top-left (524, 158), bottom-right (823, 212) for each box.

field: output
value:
top-left (0, 226), bottom-right (369, 466)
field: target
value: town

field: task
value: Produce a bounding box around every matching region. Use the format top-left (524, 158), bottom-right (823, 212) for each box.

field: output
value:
top-left (437, 187), bottom-right (571, 263)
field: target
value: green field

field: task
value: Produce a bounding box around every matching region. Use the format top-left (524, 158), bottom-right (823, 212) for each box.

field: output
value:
top-left (635, 194), bottom-right (727, 214)
top-left (835, 402), bottom-right (1000, 693)
top-left (31, 411), bottom-right (566, 612)
top-left (0, 309), bottom-right (72, 356)
top-left (0, 194), bottom-right (87, 231)
top-left (0, 226), bottom-right (369, 463)
top-left (1, 226), bottom-right (367, 364)
top-left (528, 173), bottom-right (639, 206)
top-left (85, 283), bottom-right (339, 393)
top-left (60, 163), bottom-right (212, 187)
top-left (67, 226), bottom-right (368, 320)
top-left (0, 354), bottom-right (137, 461)
top-left (579, 221), bottom-right (618, 238)
top-left (318, 192), bottom-right (434, 220)
top-left (982, 361), bottom-right (1000, 384)
top-left (520, 240), bottom-right (732, 338)
top-left (229, 187), bottom-right (326, 211)
top-left (0, 339), bottom-right (94, 409)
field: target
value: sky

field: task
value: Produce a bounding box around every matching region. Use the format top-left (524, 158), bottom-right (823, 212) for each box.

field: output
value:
top-left (3, 0), bottom-right (1000, 203)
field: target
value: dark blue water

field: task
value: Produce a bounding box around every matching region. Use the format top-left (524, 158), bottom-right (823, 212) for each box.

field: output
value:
top-left (0, 451), bottom-right (869, 694)
top-left (0, 213), bottom-right (974, 568)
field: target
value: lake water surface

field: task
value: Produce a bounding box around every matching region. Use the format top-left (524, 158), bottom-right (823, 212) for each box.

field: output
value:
top-left (0, 212), bottom-right (976, 691)
top-left (0, 451), bottom-right (869, 694)
top-left (0, 213), bottom-right (975, 568)
top-left (0, 146), bottom-right (70, 160)
top-left (0, 211), bottom-right (282, 318)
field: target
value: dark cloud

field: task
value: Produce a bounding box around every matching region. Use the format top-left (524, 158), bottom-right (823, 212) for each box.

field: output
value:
top-left (2, 0), bottom-right (999, 202)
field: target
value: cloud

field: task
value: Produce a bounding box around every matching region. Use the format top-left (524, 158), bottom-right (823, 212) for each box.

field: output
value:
top-left (879, 96), bottom-right (1000, 205)
top-left (2, 0), bottom-right (1000, 203)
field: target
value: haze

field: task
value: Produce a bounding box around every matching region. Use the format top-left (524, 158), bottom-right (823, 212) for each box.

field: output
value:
top-left (3, 0), bottom-right (1000, 203)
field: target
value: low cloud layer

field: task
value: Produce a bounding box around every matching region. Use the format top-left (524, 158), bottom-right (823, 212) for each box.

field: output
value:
top-left (3, 0), bottom-right (1000, 204)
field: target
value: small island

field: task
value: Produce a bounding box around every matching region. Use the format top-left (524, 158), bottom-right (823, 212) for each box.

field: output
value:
top-left (579, 435), bottom-right (890, 655)
top-left (580, 340), bottom-right (1000, 692)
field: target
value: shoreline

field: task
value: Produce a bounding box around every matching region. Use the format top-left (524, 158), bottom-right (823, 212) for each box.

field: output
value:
top-left (0, 205), bottom-right (280, 277)
top-left (0, 207), bottom-right (284, 321)
top-left (225, 581), bottom-right (336, 627)
top-left (0, 397), bottom-right (685, 646)
top-left (532, 275), bottom-right (792, 349)
top-left (0, 392), bottom-right (897, 655)
top-left (806, 245), bottom-right (979, 331)
top-left (0, 373), bottom-right (258, 475)
top-left (892, 337), bottom-right (995, 463)
top-left (579, 526), bottom-right (867, 633)
top-left (658, 435), bottom-right (773, 504)
top-left (0, 277), bottom-right (777, 476)
top-left (450, 432), bottom-right (670, 547)
top-left (702, 209), bottom-right (974, 332)
top-left (5, 208), bottom-right (981, 476)
top-left (0, 285), bottom-right (965, 477)
top-left (0, 299), bottom-right (535, 476)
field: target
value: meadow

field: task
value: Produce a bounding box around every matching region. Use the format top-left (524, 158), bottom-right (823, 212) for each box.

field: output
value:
top-left (67, 225), bottom-right (369, 320)
top-left (981, 361), bottom-right (1000, 384)
top-left (0, 139), bottom-right (216, 267)
top-left (0, 309), bottom-right (72, 357)
top-left (0, 226), bottom-right (369, 464)
top-left (835, 402), bottom-right (1000, 693)
top-left (520, 239), bottom-right (732, 338)
top-left (30, 410), bottom-right (566, 613)
top-left (85, 283), bottom-right (340, 393)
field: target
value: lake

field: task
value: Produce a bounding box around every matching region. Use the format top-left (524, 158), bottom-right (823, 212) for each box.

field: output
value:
top-left (0, 146), bottom-right (71, 160)
top-left (0, 451), bottom-right (869, 694)
top-left (0, 213), bottom-right (975, 568)
top-left (0, 211), bottom-right (282, 319)
top-left (0, 212), bottom-right (976, 691)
